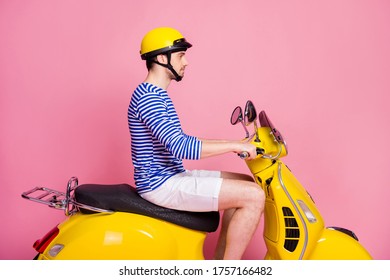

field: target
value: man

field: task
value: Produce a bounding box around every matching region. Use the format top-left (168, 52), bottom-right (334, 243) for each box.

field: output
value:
top-left (128, 27), bottom-right (265, 260)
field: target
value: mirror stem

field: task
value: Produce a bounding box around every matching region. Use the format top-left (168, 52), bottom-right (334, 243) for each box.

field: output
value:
top-left (254, 121), bottom-right (261, 142)
top-left (241, 123), bottom-right (250, 138)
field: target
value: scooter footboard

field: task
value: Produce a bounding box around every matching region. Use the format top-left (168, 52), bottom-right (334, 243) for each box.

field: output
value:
top-left (307, 227), bottom-right (372, 260)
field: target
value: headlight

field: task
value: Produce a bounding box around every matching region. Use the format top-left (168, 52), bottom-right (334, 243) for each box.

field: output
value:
top-left (297, 200), bottom-right (317, 223)
top-left (48, 244), bottom-right (64, 257)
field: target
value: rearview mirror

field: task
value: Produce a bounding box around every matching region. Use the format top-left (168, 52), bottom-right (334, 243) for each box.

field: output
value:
top-left (230, 105), bottom-right (250, 138)
top-left (230, 106), bottom-right (243, 125)
top-left (244, 100), bottom-right (257, 125)
top-left (244, 100), bottom-right (260, 142)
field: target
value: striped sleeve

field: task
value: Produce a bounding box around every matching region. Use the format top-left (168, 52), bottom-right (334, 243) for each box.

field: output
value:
top-left (138, 92), bottom-right (202, 160)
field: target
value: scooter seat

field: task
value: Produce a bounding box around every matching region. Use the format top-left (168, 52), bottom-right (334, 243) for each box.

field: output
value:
top-left (74, 184), bottom-right (220, 233)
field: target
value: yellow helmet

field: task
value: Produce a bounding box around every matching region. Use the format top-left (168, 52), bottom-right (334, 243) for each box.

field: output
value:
top-left (140, 27), bottom-right (192, 60)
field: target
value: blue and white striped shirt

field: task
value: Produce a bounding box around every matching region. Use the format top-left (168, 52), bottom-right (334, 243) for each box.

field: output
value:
top-left (128, 83), bottom-right (202, 194)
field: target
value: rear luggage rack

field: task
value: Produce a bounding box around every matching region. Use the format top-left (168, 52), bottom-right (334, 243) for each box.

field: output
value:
top-left (21, 177), bottom-right (113, 216)
top-left (22, 187), bottom-right (67, 209)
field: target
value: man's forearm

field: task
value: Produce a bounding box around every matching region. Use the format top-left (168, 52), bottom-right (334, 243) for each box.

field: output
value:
top-left (199, 139), bottom-right (242, 159)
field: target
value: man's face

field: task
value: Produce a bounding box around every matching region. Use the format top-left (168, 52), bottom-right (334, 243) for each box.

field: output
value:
top-left (170, 51), bottom-right (189, 78)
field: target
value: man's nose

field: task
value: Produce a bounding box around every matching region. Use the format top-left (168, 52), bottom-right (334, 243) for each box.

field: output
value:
top-left (183, 57), bottom-right (189, 66)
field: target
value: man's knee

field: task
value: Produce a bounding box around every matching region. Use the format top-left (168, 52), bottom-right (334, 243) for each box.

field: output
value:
top-left (245, 183), bottom-right (265, 210)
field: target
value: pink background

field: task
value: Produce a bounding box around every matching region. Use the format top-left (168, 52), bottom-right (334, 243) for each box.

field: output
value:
top-left (1, 0), bottom-right (389, 260)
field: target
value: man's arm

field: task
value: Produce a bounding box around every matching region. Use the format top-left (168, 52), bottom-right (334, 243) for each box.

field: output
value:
top-left (199, 139), bottom-right (257, 160)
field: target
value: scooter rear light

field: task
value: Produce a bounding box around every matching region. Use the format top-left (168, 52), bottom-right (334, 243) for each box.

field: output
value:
top-left (33, 226), bottom-right (60, 253)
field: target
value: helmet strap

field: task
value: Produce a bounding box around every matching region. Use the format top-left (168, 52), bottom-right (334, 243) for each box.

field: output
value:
top-left (150, 52), bottom-right (183, 82)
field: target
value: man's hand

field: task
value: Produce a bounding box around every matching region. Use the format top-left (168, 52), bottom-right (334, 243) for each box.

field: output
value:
top-left (234, 141), bottom-right (258, 160)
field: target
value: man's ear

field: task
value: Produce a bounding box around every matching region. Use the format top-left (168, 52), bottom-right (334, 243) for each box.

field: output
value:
top-left (156, 54), bottom-right (168, 64)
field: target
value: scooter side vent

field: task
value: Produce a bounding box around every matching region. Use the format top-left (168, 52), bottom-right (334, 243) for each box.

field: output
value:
top-left (282, 207), bottom-right (299, 252)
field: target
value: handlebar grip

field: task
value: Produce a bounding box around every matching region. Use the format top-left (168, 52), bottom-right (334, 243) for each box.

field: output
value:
top-left (238, 151), bottom-right (249, 159)
top-left (238, 148), bottom-right (264, 159)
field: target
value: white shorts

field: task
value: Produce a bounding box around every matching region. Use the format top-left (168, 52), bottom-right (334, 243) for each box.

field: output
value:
top-left (140, 170), bottom-right (222, 212)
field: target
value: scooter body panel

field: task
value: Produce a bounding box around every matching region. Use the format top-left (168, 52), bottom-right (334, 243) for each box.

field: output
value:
top-left (307, 228), bottom-right (372, 260)
top-left (253, 162), bottom-right (325, 259)
top-left (256, 166), bottom-right (372, 260)
top-left (40, 212), bottom-right (206, 260)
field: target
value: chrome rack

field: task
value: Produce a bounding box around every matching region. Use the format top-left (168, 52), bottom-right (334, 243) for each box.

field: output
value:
top-left (21, 177), bottom-right (113, 216)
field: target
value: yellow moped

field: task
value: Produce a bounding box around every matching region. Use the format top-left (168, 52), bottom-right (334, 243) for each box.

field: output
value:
top-left (232, 101), bottom-right (372, 259)
top-left (21, 101), bottom-right (372, 260)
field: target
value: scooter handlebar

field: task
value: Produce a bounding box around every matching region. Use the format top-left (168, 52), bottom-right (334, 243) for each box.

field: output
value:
top-left (238, 148), bottom-right (264, 159)
top-left (238, 151), bottom-right (250, 159)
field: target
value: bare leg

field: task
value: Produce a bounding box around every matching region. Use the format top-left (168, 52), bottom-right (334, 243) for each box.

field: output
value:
top-left (213, 208), bottom-right (236, 259)
top-left (220, 171), bottom-right (255, 182)
top-left (214, 172), bottom-right (252, 259)
top-left (214, 171), bottom-right (264, 260)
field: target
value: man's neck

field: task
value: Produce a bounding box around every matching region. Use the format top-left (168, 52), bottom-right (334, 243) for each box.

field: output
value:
top-left (144, 71), bottom-right (171, 90)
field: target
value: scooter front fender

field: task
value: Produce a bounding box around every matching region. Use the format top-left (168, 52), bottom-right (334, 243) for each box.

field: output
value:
top-left (307, 227), bottom-right (372, 260)
top-left (39, 212), bottom-right (207, 260)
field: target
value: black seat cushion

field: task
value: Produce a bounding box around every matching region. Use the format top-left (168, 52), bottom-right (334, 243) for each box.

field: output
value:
top-left (74, 184), bottom-right (220, 233)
